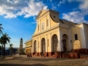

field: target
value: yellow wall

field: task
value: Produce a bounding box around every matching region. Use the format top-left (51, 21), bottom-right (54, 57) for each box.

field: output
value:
top-left (37, 10), bottom-right (48, 19)
top-left (84, 24), bottom-right (88, 48)
top-left (50, 11), bottom-right (59, 27)
top-left (32, 27), bottom-right (59, 52)
top-left (60, 27), bottom-right (70, 51)
top-left (25, 40), bottom-right (32, 54)
top-left (25, 41), bottom-right (32, 47)
top-left (71, 25), bottom-right (82, 49)
top-left (50, 17), bottom-right (58, 27)
top-left (32, 10), bottom-right (72, 52)
top-left (33, 10), bottom-right (59, 35)
top-left (32, 9), bottom-right (88, 53)
top-left (25, 48), bottom-right (31, 54)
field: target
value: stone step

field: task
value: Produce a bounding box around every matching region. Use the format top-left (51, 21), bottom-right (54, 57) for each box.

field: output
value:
top-left (32, 56), bottom-right (55, 59)
top-left (80, 54), bottom-right (88, 59)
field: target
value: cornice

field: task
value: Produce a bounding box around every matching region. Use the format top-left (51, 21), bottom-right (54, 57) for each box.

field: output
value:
top-left (25, 46), bottom-right (32, 48)
top-left (32, 24), bottom-right (59, 37)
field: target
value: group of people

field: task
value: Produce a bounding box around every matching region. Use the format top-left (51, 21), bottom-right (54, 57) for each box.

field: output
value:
top-left (27, 53), bottom-right (32, 57)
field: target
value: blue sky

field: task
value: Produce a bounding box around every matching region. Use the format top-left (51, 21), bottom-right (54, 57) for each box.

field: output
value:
top-left (0, 0), bottom-right (88, 48)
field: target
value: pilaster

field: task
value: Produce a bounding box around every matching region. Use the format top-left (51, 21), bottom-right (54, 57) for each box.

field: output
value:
top-left (45, 35), bottom-right (47, 52)
top-left (58, 28), bottom-right (63, 51)
top-left (49, 33), bottom-right (52, 52)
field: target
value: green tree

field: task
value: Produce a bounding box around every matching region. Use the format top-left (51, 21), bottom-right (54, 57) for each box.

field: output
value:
top-left (0, 45), bottom-right (2, 55)
top-left (0, 37), bottom-right (4, 51)
top-left (0, 38), bottom-right (4, 56)
top-left (0, 33), bottom-right (10, 59)
top-left (0, 24), bottom-right (3, 49)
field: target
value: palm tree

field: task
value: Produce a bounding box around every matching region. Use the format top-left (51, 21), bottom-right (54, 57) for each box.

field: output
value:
top-left (0, 33), bottom-right (10, 59)
top-left (0, 24), bottom-right (3, 35)
top-left (10, 44), bottom-right (13, 48)
top-left (0, 45), bottom-right (2, 55)
top-left (0, 24), bottom-right (3, 56)
top-left (0, 24), bottom-right (3, 50)
top-left (0, 38), bottom-right (4, 55)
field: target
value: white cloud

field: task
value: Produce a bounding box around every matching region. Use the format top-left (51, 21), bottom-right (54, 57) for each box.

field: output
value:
top-left (67, 0), bottom-right (78, 3)
top-left (43, 6), bottom-right (48, 10)
top-left (79, 0), bottom-right (88, 10)
top-left (4, 13), bottom-right (17, 18)
top-left (62, 0), bottom-right (88, 23)
top-left (58, 0), bottom-right (66, 6)
top-left (52, 4), bottom-right (57, 10)
top-left (62, 11), bottom-right (87, 23)
top-left (0, 0), bottom-right (47, 18)
top-left (18, 1), bottom-right (47, 18)
top-left (67, 0), bottom-right (88, 10)
top-left (7, 0), bottom-right (19, 4)
top-left (28, 22), bottom-right (36, 25)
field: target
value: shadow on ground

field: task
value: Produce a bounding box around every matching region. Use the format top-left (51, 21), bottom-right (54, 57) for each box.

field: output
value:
top-left (0, 64), bottom-right (46, 66)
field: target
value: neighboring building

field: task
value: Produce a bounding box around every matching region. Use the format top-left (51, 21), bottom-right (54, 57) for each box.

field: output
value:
top-left (25, 40), bottom-right (32, 55)
top-left (27, 9), bottom-right (88, 58)
top-left (18, 38), bottom-right (25, 54)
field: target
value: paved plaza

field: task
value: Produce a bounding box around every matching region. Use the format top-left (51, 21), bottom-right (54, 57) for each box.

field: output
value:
top-left (0, 55), bottom-right (88, 66)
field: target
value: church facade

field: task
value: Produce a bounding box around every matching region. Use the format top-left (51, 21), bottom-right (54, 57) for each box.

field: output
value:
top-left (31, 9), bottom-right (88, 58)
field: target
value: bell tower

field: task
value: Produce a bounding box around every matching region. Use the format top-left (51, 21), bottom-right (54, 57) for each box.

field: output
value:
top-left (20, 38), bottom-right (23, 49)
top-left (18, 38), bottom-right (24, 54)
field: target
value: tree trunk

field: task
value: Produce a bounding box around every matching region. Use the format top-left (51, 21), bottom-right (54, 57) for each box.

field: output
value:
top-left (1, 45), bottom-right (3, 55)
top-left (3, 44), bottom-right (5, 59)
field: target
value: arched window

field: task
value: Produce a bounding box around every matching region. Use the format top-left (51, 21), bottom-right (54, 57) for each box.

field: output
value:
top-left (41, 38), bottom-right (45, 56)
top-left (34, 40), bottom-right (36, 53)
top-left (62, 34), bottom-right (68, 52)
top-left (62, 34), bottom-right (68, 39)
top-left (52, 34), bottom-right (58, 52)
top-left (42, 22), bottom-right (44, 30)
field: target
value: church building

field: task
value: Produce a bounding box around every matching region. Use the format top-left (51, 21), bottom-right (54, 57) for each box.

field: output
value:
top-left (31, 9), bottom-right (88, 58)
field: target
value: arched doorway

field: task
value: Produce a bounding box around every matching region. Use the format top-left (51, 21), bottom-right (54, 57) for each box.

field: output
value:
top-left (62, 34), bottom-right (68, 52)
top-left (41, 38), bottom-right (45, 56)
top-left (52, 34), bottom-right (58, 53)
top-left (34, 40), bottom-right (36, 53)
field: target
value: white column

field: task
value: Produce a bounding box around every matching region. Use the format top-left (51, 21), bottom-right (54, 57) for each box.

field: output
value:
top-left (32, 39), bottom-right (34, 53)
top-left (39, 21), bottom-right (40, 32)
top-left (39, 37), bottom-right (41, 52)
top-left (45, 17), bottom-right (46, 30)
top-left (37, 38), bottom-right (38, 52)
top-left (40, 20), bottom-right (41, 32)
top-left (58, 29), bottom-right (63, 51)
top-left (68, 28), bottom-right (72, 51)
top-left (80, 26), bottom-right (86, 48)
top-left (49, 15), bottom-right (50, 28)
top-left (45, 35), bottom-right (47, 52)
top-left (49, 33), bottom-right (52, 52)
